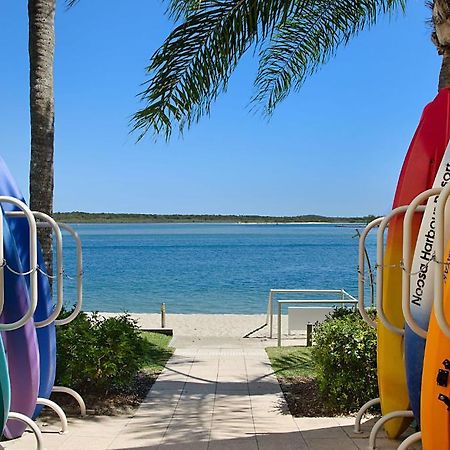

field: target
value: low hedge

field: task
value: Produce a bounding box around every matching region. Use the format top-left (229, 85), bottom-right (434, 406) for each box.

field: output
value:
top-left (55, 311), bottom-right (147, 394)
top-left (311, 307), bottom-right (378, 412)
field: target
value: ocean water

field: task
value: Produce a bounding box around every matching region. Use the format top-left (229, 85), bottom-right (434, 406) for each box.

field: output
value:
top-left (59, 223), bottom-right (376, 314)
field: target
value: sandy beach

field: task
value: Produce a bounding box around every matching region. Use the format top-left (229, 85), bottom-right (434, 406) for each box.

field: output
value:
top-left (98, 312), bottom-right (286, 336)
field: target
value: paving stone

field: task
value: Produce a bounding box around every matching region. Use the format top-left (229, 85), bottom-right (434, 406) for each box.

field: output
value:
top-left (256, 432), bottom-right (308, 450)
top-left (1, 430), bottom-right (70, 450)
top-left (294, 416), bottom-right (341, 431)
top-left (57, 435), bottom-right (116, 449)
top-left (305, 437), bottom-right (359, 449)
top-left (0, 344), bottom-right (412, 449)
top-left (208, 435), bottom-right (259, 449)
top-left (159, 442), bottom-right (208, 450)
top-left (352, 436), bottom-right (404, 449)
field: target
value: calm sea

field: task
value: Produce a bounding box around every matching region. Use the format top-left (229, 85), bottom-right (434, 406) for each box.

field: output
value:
top-left (60, 223), bottom-right (376, 314)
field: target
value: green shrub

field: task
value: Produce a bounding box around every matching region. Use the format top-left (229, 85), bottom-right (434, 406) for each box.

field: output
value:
top-left (55, 311), bottom-right (147, 394)
top-left (311, 307), bottom-right (378, 413)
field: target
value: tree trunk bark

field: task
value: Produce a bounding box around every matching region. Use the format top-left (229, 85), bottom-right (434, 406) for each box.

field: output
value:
top-left (432, 1), bottom-right (450, 89)
top-left (439, 51), bottom-right (450, 90)
top-left (28, 0), bottom-right (56, 274)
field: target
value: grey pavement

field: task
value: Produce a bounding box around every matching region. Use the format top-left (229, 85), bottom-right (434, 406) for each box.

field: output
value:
top-left (0, 342), bottom-right (421, 449)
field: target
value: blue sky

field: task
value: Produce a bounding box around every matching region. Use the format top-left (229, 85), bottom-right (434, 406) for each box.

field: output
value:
top-left (0, 1), bottom-right (442, 216)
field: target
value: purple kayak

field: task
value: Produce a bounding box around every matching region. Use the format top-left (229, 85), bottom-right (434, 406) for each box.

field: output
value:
top-left (0, 214), bottom-right (39, 439)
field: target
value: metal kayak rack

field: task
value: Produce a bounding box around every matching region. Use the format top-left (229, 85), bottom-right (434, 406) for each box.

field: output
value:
top-left (354, 184), bottom-right (450, 450)
top-left (0, 200), bottom-right (86, 449)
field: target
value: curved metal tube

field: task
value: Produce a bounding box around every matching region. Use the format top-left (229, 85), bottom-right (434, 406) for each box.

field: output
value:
top-left (353, 397), bottom-right (380, 434)
top-left (5, 211), bottom-right (64, 327)
top-left (8, 411), bottom-right (45, 450)
top-left (36, 397), bottom-right (68, 434)
top-left (377, 206), bottom-right (411, 336)
top-left (368, 410), bottom-right (414, 450)
top-left (55, 223), bottom-right (83, 326)
top-left (52, 386), bottom-right (86, 416)
top-left (0, 197), bottom-right (38, 330)
top-left (397, 431), bottom-right (422, 450)
top-left (402, 197), bottom-right (430, 339)
top-left (358, 218), bottom-right (383, 329)
top-left (434, 182), bottom-right (450, 338)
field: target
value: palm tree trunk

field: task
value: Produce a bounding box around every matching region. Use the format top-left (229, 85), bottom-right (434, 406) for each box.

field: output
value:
top-left (432, 1), bottom-right (450, 90)
top-left (439, 51), bottom-right (450, 90)
top-left (28, 0), bottom-right (56, 274)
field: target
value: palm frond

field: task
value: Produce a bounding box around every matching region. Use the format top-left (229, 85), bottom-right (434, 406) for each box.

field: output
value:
top-left (133, 0), bottom-right (304, 140)
top-left (253, 0), bottom-right (406, 115)
top-left (133, 0), bottom-right (405, 140)
top-left (168, 0), bottom-right (204, 20)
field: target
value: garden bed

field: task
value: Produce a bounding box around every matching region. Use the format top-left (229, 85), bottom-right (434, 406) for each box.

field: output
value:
top-left (266, 308), bottom-right (378, 417)
top-left (266, 346), bottom-right (339, 417)
top-left (50, 330), bottom-right (173, 416)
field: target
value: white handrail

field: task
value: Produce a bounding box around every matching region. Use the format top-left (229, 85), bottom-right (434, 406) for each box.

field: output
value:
top-left (402, 193), bottom-right (433, 338)
top-left (55, 223), bottom-right (83, 326)
top-left (5, 211), bottom-right (64, 328)
top-left (376, 206), bottom-right (411, 336)
top-left (276, 299), bottom-right (358, 304)
top-left (271, 289), bottom-right (345, 294)
top-left (268, 289), bottom-right (356, 340)
top-left (0, 197), bottom-right (38, 331)
top-left (358, 218), bottom-right (383, 329)
top-left (277, 296), bottom-right (357, 347)
top-left (434, 182), bottom-right (450, 338)
top-left (268, 289), bottom-right (352, 337)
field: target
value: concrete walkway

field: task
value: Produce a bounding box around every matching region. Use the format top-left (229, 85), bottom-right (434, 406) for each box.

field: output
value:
top-left (1, 342), bottom-right (420, 450)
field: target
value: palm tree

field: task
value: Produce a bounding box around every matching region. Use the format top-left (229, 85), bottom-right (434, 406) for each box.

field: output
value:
top-left (28, 0), bottom-right (56, 272)
top-left (131, 0), bottom-right (450, 139)
top-left (432, 1), bottom-right (450, 88)
top-left (28, 0), bottom-right (76, 271)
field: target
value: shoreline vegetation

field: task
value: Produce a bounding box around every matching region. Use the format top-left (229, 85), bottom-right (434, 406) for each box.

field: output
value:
top-left (54, 211), bottom-right (378, 224)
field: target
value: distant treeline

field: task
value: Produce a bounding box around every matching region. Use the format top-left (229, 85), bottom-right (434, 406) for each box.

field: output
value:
top-left (53, 211), bottom-right (378, 224)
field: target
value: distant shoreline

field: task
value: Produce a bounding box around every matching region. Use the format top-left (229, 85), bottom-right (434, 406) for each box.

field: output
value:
top-left (54, 211), bottom-right (377, 224)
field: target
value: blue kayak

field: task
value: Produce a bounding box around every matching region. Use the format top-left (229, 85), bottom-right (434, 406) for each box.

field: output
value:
top-left (0, 158), bottom-right (55, 419)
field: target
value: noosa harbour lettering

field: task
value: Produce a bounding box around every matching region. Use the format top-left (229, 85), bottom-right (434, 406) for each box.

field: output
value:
top-left (412, 163), bottom-right (450, 307)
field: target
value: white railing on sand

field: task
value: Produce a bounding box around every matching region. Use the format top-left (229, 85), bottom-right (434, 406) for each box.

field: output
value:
top-left (265, 288), bottom-right (358, 347)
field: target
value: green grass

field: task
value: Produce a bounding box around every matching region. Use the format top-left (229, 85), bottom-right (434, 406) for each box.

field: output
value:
top-left (266, 346), bottom-right (315, 378)
top-left (141, 332), bottom-right (174, 372)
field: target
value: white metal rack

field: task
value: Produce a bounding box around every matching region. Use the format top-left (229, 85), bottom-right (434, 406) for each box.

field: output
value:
top-left (0, 197), bottom-right (38, 330)
top-left (434, 182), bottom-right (450, 338)
top-left (354, 185), bottom-right (450, 450)
top-left (5, 211), bottom-right (64, 327)
top-left (375, 206), bottom-right (420, 336)
top-left (0, 201), bottom-right (86, 449)
top-left (401, 191), bottom-right (437, 338)
top-left (356, 211), bottom-right (418, 450)
top-left (357, 217), bottom-right (382, 329)
top-left (55, 223), bottom-right (83, 326)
